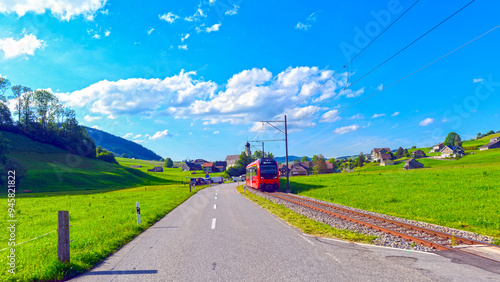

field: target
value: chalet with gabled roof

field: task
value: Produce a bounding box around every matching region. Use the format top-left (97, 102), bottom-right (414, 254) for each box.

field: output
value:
top-left (430, 143), bottom-right (444, 153)
top-left (480, 137), bottom-right (500, 151)
top-left (440, 146), bottom-right (464, 158)
top-left (182, 162), bottom-right (202, 171)
top-left (380, 153), bottom-right (394, 166)
top-left (371, 148), bottom-right (391, 162)
top-left (404, 158), bottom-right (424, 170)
top-left (411, 150), bottom-right (426, 158)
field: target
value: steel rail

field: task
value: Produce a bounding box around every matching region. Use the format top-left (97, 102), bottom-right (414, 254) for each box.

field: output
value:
top-left (276, 192), bottom-right (492, 247)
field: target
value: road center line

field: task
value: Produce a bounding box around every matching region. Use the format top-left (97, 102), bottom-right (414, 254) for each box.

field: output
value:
top-left (211, 218), bottom-right (216, 229)
top-left (215, 196), bottom-right (217, 200)
top-left (214, 204), bottom-right (217, 209)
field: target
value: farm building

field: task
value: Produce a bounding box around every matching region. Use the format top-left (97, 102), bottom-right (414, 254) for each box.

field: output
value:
top-left (193, 159), bottom-right (207, 165)
top-left (225, 155), bottom-right (240, 168)
top-left (182, 162), bottom-right (202, 171)
top-left (411, 150), bottom-right (426, 158)
top-left (430, 143), bottom-right (444, 153)
top-left (380, 153), bottom-right (394, 166)
top-left (480, 137), bottom-right (500, 151)
top-left (440, 146), bottom-right (464, 158)
top-left (147, 167), bottom-right (163, 172)
top-left (404, 158), bottom-right (424, 170)
top-left (371, 148), bottom-right (391, 162)
top-left (290, 163), bottom-right (309, 176)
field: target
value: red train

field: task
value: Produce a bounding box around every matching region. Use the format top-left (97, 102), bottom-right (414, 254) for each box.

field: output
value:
top-left (246, 158), bottom-right (279, 192)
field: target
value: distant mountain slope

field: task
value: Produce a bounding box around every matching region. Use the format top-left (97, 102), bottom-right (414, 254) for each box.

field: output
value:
top-left (84, 127), bottom-right (163, 161)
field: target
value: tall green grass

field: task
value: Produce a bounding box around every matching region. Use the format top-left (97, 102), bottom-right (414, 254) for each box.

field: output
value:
top-left (0, 184), bottom-right (201, 281)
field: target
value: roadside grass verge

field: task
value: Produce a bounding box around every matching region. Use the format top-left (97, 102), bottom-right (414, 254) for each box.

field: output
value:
top-left (236, 186), bottom-right (376, 244)
top-left (0, 184), bottom-right (207, 281)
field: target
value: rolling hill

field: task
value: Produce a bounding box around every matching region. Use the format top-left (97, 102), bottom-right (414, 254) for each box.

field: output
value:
top-left (84, 126), bottom-right (163, 161)
top-left (0, 130), bottom-right (164, 192)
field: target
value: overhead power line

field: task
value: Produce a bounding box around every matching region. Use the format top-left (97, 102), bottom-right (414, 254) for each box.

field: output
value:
top-left (278, 0), bottom-right (421, 119)
top-left (289, 0), bottom-right (477, 127)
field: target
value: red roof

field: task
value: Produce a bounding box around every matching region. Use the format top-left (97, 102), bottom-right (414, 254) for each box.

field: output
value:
top-left (202, 162), bottom-right (213, 167)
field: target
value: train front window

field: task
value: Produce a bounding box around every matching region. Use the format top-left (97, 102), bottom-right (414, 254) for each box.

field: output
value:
top-left (260, 165), bottom-right (277, 175)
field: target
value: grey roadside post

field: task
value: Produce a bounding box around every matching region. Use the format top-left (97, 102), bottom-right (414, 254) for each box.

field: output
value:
top-left (136, 202), bottom-right (141, 225)
top-left (58, 211), bottom-right (70, 263)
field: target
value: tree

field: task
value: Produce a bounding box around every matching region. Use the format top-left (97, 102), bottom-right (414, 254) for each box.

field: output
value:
top-left (313, 154), bottom-right (327, 175)
top-left (444, 132), bottom-right (462, 147)
top-left (10, 85), bottom-right (31, 125)
top-left (0, 77), bottom-right (10, 102)
top-left (329, 158), bottom-right (335, 163)
top-left (301, 156), bottom-right (308, 162)
top-left (404, 149), bottom-right (410, 158)
top-left (164, 157), bottom-right (173, 168)
top-left (0, 103), bottom-right (13, 128)
top-left (477, 132), bottom-right (482, 138)
top-left (358, 152), bottom-right (365, 167)
top-left (486, 130), bottom-right (495, 136)
top-left (411, 146), bottom-right (417, 149)
top-left (312, 155), bottom-right (318, 163)
top-left (267, 152), bottom-right (274, 159)
top-left (395, 147), bottom-right (404, 159)
top-left (96, 146), bottom-right (117, 164)
top-left (294, 159), bottom-right (300, 163)
top-left (33, 89), bottom-right (58, 130)
top-left (253, 150), bottom-right (263, 159)
top-left (121, 153), bottom-right (129, 158)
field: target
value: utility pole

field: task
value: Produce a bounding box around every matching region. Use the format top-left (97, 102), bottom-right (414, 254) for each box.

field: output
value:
top-left (252, 115), bottom-right (289, 192)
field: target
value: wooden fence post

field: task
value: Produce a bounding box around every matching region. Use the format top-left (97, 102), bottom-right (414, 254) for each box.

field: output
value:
top-left (58, 211), bottom-right (70, 263)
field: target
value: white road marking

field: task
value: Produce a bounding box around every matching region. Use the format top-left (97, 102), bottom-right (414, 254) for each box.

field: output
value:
top-left (211, 218), bottom-right (217, 229)
top-left (326, 253), bottom-right (341, 263)
top-left (301, 235), bottom-right (315, 246)
top-left (215, 197), bottom-right (217, 200)
top-left (214, 204), bottom-right (217, 209)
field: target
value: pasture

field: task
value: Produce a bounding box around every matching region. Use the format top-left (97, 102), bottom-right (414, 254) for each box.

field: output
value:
top-left (283, 149), bottom-right (500, 242)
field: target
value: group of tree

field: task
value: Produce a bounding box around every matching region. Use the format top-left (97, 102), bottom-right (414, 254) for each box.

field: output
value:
top-left (394, 147), bottom-right (410, 159)
top-left (476, 130), bottom-right (497, 139)
top-left (444, 132), bottom-right (462, 147)
top-left (164, 157), bottom-right (173, 168)
top-left (224, 151), bottom-right (256, 177)
top-left (0, 77), bottom-right (96, 158)
top-left (96, 146), bottom-right (118, 164)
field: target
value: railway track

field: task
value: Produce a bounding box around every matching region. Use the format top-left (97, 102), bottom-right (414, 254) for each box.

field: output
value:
top-left (259, 190), bottom-right (500, 263)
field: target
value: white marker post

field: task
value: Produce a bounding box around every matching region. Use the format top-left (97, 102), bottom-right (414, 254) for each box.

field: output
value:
top-left (136, 202), bottom-right (141, 225)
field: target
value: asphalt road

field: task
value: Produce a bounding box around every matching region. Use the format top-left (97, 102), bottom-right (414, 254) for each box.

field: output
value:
top-left (73, 182), bottom-right (500, 281)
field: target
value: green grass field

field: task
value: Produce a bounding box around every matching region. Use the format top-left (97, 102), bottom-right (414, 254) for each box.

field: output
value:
top-left (282, 148), bottom-right (500, 242)
top-left (0, 131), bottom-right (223, 281)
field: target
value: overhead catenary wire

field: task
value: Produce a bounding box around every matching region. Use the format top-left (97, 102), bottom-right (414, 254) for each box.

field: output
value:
top-left (289, 0), bottom-right (477, 127)
top-left (278, 0), bottom-right (421, 119)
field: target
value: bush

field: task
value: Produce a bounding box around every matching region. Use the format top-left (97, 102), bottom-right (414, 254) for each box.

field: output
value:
top-left (96, 146), bottom-right (117, 164)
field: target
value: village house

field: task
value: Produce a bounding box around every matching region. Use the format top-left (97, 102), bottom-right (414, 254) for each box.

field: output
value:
top-left (430, 143), bottom-right (444, 153)
top-left (147, 167), bottom-right (163, 172)
top-left (479, 137), bottom-right (500, 151)
top-left (440, 146), bottom-right (464, 158)
top-left (225, 155), bottom-right (240, 168)
top-left (371, 148), bottom-right (391, 162)
top-left (411, 150), bottom-right (426, 158)
top-left (193, 159), bottom-right (207, 166)
top-left (202, 161), bottom-right (227, 173)
top-left (380, 153), bottom-right (394, 166)
top-left (182, 162), bottom-right (202, 171)
top-left (403, 158), bottom-right (424, 170)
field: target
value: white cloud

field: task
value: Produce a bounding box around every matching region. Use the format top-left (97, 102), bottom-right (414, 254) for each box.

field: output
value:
top-left (391, 111), bottom-right (399, 117)
top-left (159, 12), bottom-right (179, 23)
top-left (377, 84), bottom-right (383, 91)
top-left (473, 78), bottom-right (483, 83)
top-left (295, 22), bottom-right (310, 31)
top-left (225, 5), bottom-right (239, 16)
top-left (133, 134), bottom-right (142, 139)
top-left (295, 12), bottom-right (317, 31)
top-left (178, 44), bottom-right (188, 50)
top-left (104, 29), bottom-right (110, 37)
top-left (181, 33), bottom-right (190, 42)
top-left (84, 115), bottom-right (102, 122)
top-left (213, 131), bottom-right (220, 134)
top-left (91, 125), bottom-right (101, 130)
top-left (184, 8), bottom-right (206, 22)
top-left (348, 113), bottom-right (364, 120)
top-left (0, 34), bottom-right (44, 59)
top-left (334, 124), bottom-right (360, 134)
top-left (419, 118), bottom-right (434, 126)
top-left (371, 113), bottom-right (385, 118)
top-left (147, 28), bottom-right (155, 35)
top-left (150, 129), bottom-right (171, 140)
top-left (122, 133), bottom-right (133, 139)
top-left (205, 22), bottom-right (221, 33)
top-left (92, 34), bottom-right (100, 39)
top-left (320, 109), bottom-right (341, 123)
top-left (0, 0), bottom-right (107, 21)
top-left (57, 66), bottom-right (362, 130)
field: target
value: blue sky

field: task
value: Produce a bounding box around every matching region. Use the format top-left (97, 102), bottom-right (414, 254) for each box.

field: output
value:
top-left (1, 0), bottom-right (499, 161)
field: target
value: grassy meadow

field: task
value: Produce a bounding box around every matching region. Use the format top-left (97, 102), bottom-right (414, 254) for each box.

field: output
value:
top-left (0, 131), bottom-right (224, 280)
top-left (281, 148), bottom-right (500, 242)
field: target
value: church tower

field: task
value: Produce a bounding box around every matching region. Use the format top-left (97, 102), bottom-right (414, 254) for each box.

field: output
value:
top-left (245, 141), bottom-right (251, 156)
